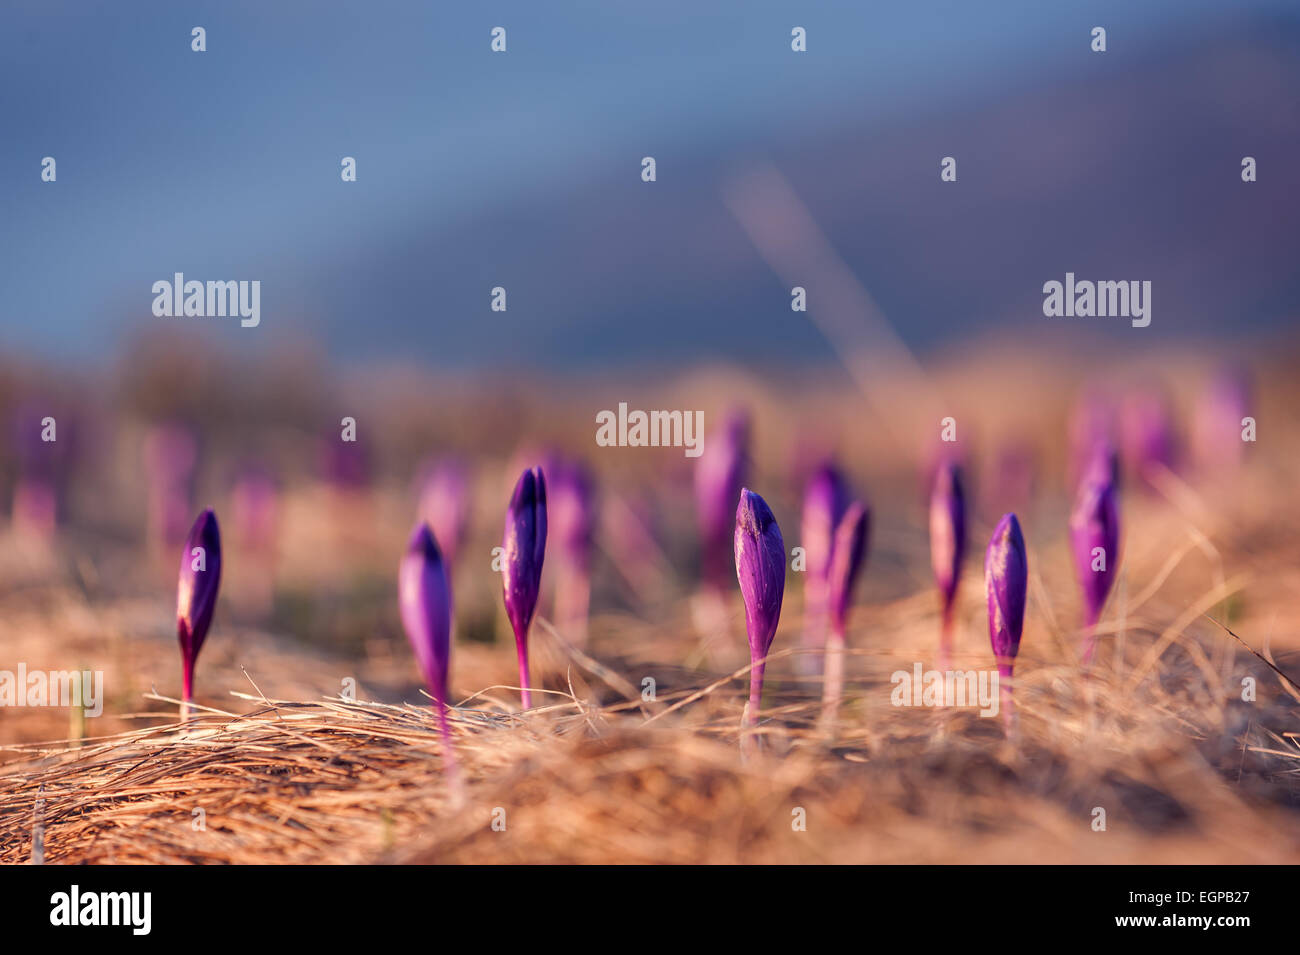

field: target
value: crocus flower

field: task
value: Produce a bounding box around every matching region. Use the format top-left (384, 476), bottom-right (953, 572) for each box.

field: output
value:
top-left (1068, 452), bottom-right (1120, 664)
top-left (1121, 388), bottom-right (1175, 486)
top-left (502, 467), bottom-right (547, 708)
top-left (418, 458), bottom-right (471, 576)
top-left (176, 509), bottom-right (222, 719)
top-left (231, 466), bottom-right (279, 554)
top-left (695, 410), bottom-right (749, 591)
top-left (11, 402), bottom-right (74, 540)
top-left (145, 423), bottom-right (198, 553)
top-left (1067, 390), bottom-right (1116, 492)
top-left (800, 462), bottom-right (850, 667)
top-left (734, 488), bottom-right (785, 728)
top-left (398, 522), bottom-right (458, 774)
top-left (1194, 366), bottom-right (1251, 473)
top-left (985, 512), bottom-right (1027, 726)
top-left (929, 460), bottom-right (966, 667)
top-left (547, 458), bottom-right (596, 645)
top-left (821, 500), bottom-right (869, 721)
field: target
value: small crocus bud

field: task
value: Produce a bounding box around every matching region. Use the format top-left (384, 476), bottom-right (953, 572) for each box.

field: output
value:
top-left (1068, 457), bottom-right (1119, 664)
top-left (929, 460), bottom-right (966, 666)
top-left (695, 410), bottom-right (749, 591)
top-left (985, 512), bottom-right (1027, 726)
top-left (800, 462), bottom-right (850, 667)
top-left (548, 458), bottom-right (596, 645)
top-left (826, 501), bottom-right (869, 638)
top-left (398, 524), bottom-right (456, 753)
top-left (734, 488), bottom-right (785, 729)
top-left (176, 509), bottom-right (222, 719)
top-left (502, 467), bottom-right (547, 709)
top-left (417, 458), bottom-right (471, 579)
top-left (821, 500), bottom-right (868, 723)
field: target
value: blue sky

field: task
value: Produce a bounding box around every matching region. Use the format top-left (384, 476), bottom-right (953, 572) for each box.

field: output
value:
top-left (2, 0), bottom-right (1295, 365)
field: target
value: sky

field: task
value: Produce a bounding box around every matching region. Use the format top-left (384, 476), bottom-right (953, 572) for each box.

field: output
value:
top-left (2, 0), bottom-right (1297, 368)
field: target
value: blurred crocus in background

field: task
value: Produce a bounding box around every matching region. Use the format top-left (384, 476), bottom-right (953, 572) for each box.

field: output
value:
top-left (1067, 390), bottom-right (1116, 493)
top-left (734, 488), bottom-right (785, 737)
top-left (800, 461), bottom-right (850, 673)
top-left (144, 423), bottom-right (198, 558)
top-left (398, 522), bottom-right (460, 786)
top-left (929, 459), bottom-right (966, 669)
top-left (546, 456), bottom-right (596, 647)
top-left (176, 509), bottom-right (222, 720)
top-left (695, 410), bottom-right (749, 595)
top-left (1120, 388), bottom-right (1176, 487)
top-left (502, 467), bottom-right (547, 709)
top-left (10, 405), bottom-right (72, 543)
top-left (1068, 446), bottom-right (1120, 664)
top-left (985, 512), bottom-right (1027, 729)
top-left (821, 499), bottom-right (869, 725)
top-left (1193, 366), bottom-right (1252, 475)
top-left (417, 457), bottom-right (472, 591)
top-left (229, 465), bottom-right (279, 618)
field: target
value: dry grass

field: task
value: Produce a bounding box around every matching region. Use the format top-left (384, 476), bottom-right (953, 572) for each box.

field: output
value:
top-left (2, 596), bottom-right (1296, 864)
top-left (2, 352), bottom-right (1299, 864)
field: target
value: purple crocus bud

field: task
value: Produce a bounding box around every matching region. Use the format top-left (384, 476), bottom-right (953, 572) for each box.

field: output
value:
top-left (695, 410), bottom-right (749, 591)
top-left (985, 512), bottom-right (1027, 683)
top-left (820, 500), bottom-right (868, 723)
top-left (398, 522), bottom-right (460, 783)
top-left (549, 459), bottom-right (595, 576)
top-left (548, 458), bottom-right (596, 644)
top-left (826, 501), bottom-right (869, 638)
top-left (502, 466), bottom-right (547, 708)
top-left (734, 488), bottom-right (785, 727)
top-left (399, 524), bottom-right (453, 712)
top-left (1068, 462), bottom-right (1119, 664)
top-left (176, 509), bottom-right (222, 718)
top-left (417, 458), bottom-right (471, 574)
top-left (929, 460), bottom-right (966, 665)
top-left (800, 461), bottom-right (850, 668)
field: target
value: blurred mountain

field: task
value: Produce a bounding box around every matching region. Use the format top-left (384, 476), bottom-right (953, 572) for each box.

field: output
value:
top-left (308, 16), bottom-right (1300, 369)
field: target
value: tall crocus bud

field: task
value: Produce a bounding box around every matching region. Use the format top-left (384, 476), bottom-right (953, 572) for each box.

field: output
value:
top-left (398, 522), bottom-right (459, 781)
top-left (176, 509), bottom-right (221, 719)
top-left (821, 501), bottom-right (868, 722)
top-left (929, 460), bottom-right (967, 668)
top-left (695, 410), bottom-right (749, 592)
top-left (734, 488), bottom-right (785, 729)
top-left (548, 459), bottom-right (596, 646)
top-left (985, 513), bottom-right (1027, 727)
top-left (502, 467), bottom-right (547, 709)
top-left (800, 462), bottom-right (850, 669)
top-left (417, 458), bottom-right (471, 584)
top-left (1068, 453), bottom-right (1119, 664)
